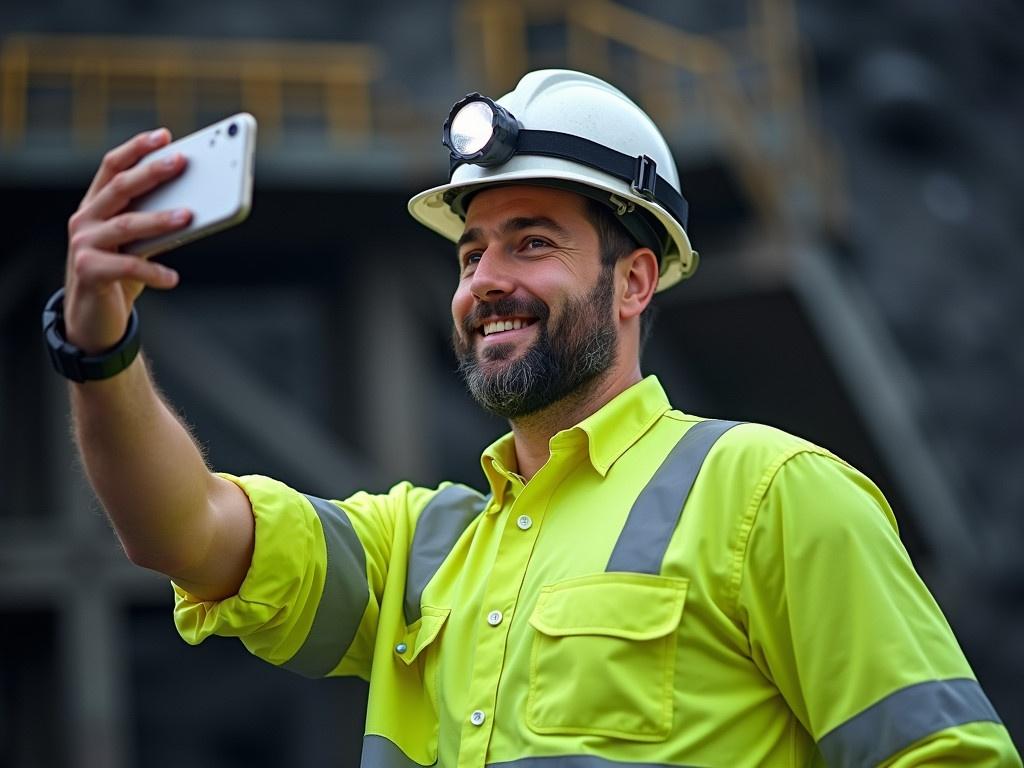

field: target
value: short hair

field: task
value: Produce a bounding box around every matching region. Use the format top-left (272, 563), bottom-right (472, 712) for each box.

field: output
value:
top-left (583, 197), bottom-right (658, 350)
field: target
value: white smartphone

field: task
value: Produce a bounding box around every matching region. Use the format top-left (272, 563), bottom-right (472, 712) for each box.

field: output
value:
top-left (125, 113), bottom-right (257, 257)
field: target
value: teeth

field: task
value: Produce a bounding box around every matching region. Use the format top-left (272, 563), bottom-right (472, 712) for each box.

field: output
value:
top-left (483, 319), bottom-right (527, 336)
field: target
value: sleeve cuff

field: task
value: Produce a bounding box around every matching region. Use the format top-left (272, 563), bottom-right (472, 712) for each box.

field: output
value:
top-left (172, 473), bottom-right (326, 666)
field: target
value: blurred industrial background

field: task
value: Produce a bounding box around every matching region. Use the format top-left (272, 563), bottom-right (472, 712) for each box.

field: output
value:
top-left (1, 0), bottom-right (1021, 765)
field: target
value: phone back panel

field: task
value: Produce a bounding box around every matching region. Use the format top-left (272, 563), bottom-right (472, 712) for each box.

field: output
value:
top-left (126, 113), bottom-right (256, 256)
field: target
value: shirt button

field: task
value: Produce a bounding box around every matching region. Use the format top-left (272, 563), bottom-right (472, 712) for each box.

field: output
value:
top-left (517, 514), bottom-right (533, 530)
top-left (487, 610), bottom-right (503, 626)
top-left (395, 643), bottom-right (408, 654)
top-left (470, 709), bottom-right (486, 726)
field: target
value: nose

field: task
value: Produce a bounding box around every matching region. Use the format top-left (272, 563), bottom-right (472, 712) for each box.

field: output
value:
top-left (469, 247), bottom-right (515, 301)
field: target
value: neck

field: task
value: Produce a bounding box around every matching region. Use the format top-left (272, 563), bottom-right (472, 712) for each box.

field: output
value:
top-left (509, 364), bottom-right (642, 480)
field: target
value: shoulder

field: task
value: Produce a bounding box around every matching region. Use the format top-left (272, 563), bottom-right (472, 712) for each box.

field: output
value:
top-left (696, 422), bottom-right (902, 552)
top-left (671, 416), bottom-right (847, 493)
top-left (327, 479), bottom-right (485, 520)
top-left (406, 482), bottom-right (491, 538)
top-left (219, 474), bottom-right (487, 550)
top-left (711, 420), bottom-right (838, 469)
top-left (681, 418), bottom-right (898, 539)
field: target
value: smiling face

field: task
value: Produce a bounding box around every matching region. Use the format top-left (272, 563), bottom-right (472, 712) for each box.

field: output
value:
top-left (451, 185), bottom-right (620, 420)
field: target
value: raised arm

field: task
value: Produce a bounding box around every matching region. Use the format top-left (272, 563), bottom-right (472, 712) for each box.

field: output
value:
top-left (62, 128), bottom-right (254, 600)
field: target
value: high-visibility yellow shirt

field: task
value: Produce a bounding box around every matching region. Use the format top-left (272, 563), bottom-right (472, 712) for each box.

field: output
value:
top-left (173, 376), bottom-right (1021, 767)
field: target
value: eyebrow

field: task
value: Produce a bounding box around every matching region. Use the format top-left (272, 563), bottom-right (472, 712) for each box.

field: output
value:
top-left (456, 216), bottom-right (571, 251)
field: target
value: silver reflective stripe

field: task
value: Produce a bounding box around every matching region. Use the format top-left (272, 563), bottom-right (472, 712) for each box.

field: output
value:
top-left (405, 485), bottom-right (488, 624)
top-left (360, 734), bottom-right (431, 767)
top-left (606, 419), bottom-right (741, 574)
top-left (280, 495), bottom-right (368, 678)
top-left (488, 756), bottom-right (689, 767)
top-left (359, 736), bottom-right (687, 768)
top-left (818, 678), bottom-right (1002, 767)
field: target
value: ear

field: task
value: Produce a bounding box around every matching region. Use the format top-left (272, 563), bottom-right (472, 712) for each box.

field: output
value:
top-left (616, 247), bottom-right (659, 322)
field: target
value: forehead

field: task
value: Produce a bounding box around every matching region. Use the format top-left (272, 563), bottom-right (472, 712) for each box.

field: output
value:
top-left (462, 185), bottom-right (589, 230)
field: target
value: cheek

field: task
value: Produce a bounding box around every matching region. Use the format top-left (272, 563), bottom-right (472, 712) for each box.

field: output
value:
top-left (451, 286), bottom-right (472, 333)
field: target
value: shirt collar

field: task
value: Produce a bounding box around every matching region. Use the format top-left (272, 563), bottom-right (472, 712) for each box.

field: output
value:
top-left (480, 431), bottom-right (521, 511)
top-left (574, 375), bottom-right (672, 476)
top-left (479, 375), bottom-right (672, 509)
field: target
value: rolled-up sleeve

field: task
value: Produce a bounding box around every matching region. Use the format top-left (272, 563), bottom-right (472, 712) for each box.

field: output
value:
top-left (174, 473), bottom-right (373, 679)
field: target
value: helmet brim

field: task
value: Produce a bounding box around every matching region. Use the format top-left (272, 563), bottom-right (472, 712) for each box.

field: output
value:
top-left (408, 167), bottom-right (697, 293)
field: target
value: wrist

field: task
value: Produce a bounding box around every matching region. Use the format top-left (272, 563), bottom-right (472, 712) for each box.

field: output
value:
top-left (42, 288), bottom-right (141, 382)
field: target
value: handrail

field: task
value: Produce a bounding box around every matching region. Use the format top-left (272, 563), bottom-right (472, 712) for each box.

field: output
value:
top-left (0, 34), bottom-right (382, 149)
top-left (0, 8), bottom-right (843, 233)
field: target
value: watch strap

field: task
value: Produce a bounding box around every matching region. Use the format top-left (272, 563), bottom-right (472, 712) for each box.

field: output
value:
top-left (42, 288), bottom-right (141, 383)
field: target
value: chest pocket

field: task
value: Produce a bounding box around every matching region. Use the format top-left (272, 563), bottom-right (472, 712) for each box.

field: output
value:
top-left (526, 572), bottom-right (688, 742)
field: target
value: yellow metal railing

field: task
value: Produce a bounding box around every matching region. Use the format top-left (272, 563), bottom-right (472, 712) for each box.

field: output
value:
top-left (456, 0), bottom-right (843, 232)
top-left (0, 10), bottom-right (842, 232)
top-left (0, 34), bottom-right (382, 149)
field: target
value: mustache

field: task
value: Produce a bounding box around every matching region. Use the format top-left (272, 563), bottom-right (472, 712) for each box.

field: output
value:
top-left (460, 296), bottom-right (549, 336)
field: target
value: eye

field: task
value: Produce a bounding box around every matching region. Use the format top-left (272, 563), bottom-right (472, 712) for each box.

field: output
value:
top-left (460, 250), bottom-right (482, 271)
top-left (524, 237), bottom-right (551, 250)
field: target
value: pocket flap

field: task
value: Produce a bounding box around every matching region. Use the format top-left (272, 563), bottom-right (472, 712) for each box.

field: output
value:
top-left (397, 606), bottom-right (450, 665)
top-left (529, 573), bottom-right (688, 641)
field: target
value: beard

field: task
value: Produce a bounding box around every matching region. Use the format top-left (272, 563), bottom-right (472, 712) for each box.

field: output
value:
top-left (453, 267), bottom-right (618, 420)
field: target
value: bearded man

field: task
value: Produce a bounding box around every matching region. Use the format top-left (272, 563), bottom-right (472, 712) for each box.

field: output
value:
top-left (46, 70), bottom-right (1019, 767)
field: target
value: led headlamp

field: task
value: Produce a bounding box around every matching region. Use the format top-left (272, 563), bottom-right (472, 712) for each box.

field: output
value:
top-left (443, 93), bottom-right (520, 167)
top-left (441, 91), bottom-right (690, 235)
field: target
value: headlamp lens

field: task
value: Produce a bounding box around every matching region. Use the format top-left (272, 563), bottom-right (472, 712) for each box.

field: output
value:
top-left (449, 100), bottom-right (495, 156)
top-left (444, 93), bottom-right (520, 167)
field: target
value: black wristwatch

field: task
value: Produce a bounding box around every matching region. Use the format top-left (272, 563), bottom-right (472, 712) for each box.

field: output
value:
top-left (42, 288), bottom-right (141, 382)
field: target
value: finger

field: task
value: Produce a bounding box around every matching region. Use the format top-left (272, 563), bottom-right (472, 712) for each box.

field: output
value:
top-left (85, 208), bottom-right (193, 251)
top-left (73, 248), bottom-right (180, 292)
top-left (80, 152), bottom-right (188, 223)
top-left (82, 128), bottom-right (171, 206)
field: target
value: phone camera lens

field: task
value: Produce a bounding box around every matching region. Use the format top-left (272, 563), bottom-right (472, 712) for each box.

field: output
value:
top-left (228, 123), bottom-right (238, 137)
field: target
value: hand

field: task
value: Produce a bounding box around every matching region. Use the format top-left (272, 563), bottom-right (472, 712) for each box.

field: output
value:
top-left (64, 128), bottom-right (193, 354)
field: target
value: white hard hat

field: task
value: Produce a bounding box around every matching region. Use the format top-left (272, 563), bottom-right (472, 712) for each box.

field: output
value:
top-left (408, 69), bottom-right (697, 291)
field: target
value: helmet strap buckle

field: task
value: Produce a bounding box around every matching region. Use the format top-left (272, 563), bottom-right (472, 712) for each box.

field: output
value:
top-left (631, 154), bottom-right (658, 200)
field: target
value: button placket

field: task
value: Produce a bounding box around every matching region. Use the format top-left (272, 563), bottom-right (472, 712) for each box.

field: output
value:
top-left (458, 493), bottom-right (547, 764)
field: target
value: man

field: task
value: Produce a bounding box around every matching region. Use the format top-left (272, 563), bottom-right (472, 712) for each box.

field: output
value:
top-left (47, 70), bottom-right (1019, 766)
